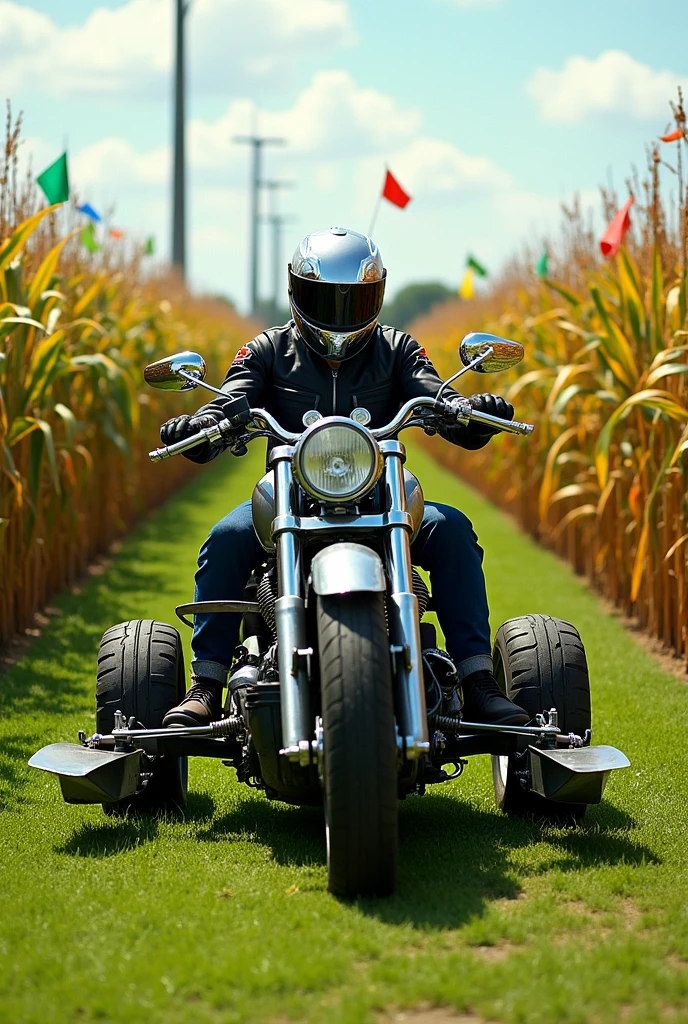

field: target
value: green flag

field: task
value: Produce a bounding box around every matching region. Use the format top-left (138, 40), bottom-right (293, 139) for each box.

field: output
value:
top-left (145, 236), bottom-right (155, 256)
top-left (80, 222), bottom-right (100, 253)
top-left (535, 251), bottom-right (548, 278)
top-left (36, 152), bottom-right (70, 205)
top-left (466, 254), bottom-right (487, 277)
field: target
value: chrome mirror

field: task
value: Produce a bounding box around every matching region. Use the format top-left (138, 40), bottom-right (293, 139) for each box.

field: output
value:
top-left (459, 333), bottom-right (524, 373)
top-left (143, 351), bottom-right (207, 391)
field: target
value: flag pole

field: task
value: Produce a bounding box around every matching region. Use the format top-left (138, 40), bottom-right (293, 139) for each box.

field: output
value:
top-left (368, 193), bottom-right (382, 238)
top-left (368, 165), bottom-right (387, 237)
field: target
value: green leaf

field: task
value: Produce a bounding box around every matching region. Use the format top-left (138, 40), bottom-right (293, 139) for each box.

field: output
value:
top-left (0, 316), bottom-right (47, 343)
top-left (595, 389), bottom-right (688, 487)
top-left (0, 205), bottom-right (62, 275)
top-left (53, 402), bottom-right (77, 445)
top-left (22, 330), bottom-right (66, 410)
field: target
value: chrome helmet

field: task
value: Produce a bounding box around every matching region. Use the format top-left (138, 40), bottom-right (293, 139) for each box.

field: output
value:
top-left (288, 227), bottom-right (386, 362)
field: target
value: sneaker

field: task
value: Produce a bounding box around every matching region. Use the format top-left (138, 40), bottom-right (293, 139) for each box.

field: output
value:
top-left (162, 678), bottom-right (223, 728)
top-left (461, 670), bottom-right (528, 726)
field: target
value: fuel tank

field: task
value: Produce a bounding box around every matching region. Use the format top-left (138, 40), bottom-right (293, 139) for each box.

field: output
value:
top-left (251, 469), bottom-right (424, 552)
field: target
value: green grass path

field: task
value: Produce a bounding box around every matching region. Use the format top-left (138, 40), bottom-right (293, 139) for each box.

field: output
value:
top-left (1, 438), bottom-right (687, 1024)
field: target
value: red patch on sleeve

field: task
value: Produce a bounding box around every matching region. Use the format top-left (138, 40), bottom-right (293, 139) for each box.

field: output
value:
top-left (232, 345), bottom-right (252, 365)
top-left (416, 346), bottom-right (430, 363)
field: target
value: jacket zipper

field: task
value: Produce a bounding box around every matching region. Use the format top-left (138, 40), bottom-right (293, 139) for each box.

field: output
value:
top-left (331, 368), bottom-right (338, 415)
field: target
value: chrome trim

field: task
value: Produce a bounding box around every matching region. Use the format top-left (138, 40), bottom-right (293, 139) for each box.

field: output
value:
top-left (272, 510), bottom-right (413, 536)
top-left (272, 455), bottom-right (311, 758)
top-left (384, 448), bottom-right (429, 760)
top-left (310, 542), bottom-right (386, 596)
top-left (292, 417), bottom-right (383, 503)
top-left (175, 600), bottom-right (261, 628)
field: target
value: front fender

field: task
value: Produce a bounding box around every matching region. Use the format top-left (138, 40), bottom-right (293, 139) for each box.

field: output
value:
top-left (310, 542), bottom-right (386, 596)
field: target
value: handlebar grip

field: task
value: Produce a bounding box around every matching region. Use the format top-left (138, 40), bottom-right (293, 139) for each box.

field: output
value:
top-left (468, 408), bottom-right (534, 436)
top-left (148, 420), bottom-right (228, 462)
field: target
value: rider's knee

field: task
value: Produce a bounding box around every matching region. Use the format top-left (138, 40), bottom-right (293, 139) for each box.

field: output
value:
top-left (427, 502), bottom-right (475, 542)
top-left (206, 504), bottom-right (253, 556)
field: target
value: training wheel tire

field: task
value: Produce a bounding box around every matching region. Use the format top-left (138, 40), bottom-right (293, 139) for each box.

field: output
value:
top-left (491, 614), bottom-right (591, 825)
top-left (96, 619), bottom-right (188, 815)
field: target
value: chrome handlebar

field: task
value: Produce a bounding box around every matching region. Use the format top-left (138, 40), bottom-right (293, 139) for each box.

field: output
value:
top-left (148, 396), bottom-right (533, 463)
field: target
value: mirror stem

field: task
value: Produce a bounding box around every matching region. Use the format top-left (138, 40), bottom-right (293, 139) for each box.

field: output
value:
top-left (436, 346), bottom-right (493, 401)
top-left (177, 369), bottom-right (228, 398)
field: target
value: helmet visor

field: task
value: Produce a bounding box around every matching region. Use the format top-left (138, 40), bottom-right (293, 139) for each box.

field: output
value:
top-left (288, 267), bottom-right (386, 331)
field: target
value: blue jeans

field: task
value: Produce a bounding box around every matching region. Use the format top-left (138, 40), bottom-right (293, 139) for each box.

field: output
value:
top-left (191, 501), bottom-right (493, 684)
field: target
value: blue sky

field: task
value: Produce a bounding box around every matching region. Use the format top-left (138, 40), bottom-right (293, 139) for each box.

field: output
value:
top-left (2, 0), bottom-right (686, 312)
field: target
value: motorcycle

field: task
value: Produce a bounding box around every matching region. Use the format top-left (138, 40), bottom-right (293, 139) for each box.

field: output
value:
top-left (29, 332), bottom-right (629, 898)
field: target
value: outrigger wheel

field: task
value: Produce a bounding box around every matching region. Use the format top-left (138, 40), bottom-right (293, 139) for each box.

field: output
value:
top-left (96, 620), bottom-right (188, 815)
top-left (491, 614), bottom-right (592, 824)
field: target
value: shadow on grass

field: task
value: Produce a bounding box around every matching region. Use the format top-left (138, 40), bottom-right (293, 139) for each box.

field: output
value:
top-left (57, 791), bottom-right (217, 857)
top-left (54, 776), bottom-right (656, 928)
top-left (0, 732), bottom-right (40, 812)
top-left (357, 791), bottom-right (657, 929)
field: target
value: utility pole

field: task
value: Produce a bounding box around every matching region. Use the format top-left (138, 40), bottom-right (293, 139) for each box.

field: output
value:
top-left (233, 136), bottom-right (285, 316)
top-left (172, 0), bottom-right (189, 278)
top-left (262, 180), bottom-right (294, 312)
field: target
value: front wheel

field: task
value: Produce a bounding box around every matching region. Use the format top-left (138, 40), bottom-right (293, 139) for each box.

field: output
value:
top-left (317, 593), bottom-right (398, 898)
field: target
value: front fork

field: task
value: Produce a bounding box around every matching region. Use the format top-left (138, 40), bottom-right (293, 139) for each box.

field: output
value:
top-left (272, 447), bottom-right (312, 764)
top-left (381, 441), bottom-right (429, 760)
top-left (271, 441), bottom-right (429, 764)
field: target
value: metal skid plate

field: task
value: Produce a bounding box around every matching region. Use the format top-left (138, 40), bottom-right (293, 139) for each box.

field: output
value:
top-left (528, 744), bottom-right (630, 804)
top-left (28, 742), bottom-right (142, 804)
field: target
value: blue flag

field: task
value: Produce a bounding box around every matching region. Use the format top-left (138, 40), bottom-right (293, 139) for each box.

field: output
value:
top-left (77, 203), bottom-right (102, 222)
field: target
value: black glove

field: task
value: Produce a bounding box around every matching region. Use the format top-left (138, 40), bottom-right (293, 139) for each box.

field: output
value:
top-left (467, 393), bottom-right (514, 422)
top-left (160, 412), bottom-right (220, 447)
top-left (466, 393), bottom-right (514, 438)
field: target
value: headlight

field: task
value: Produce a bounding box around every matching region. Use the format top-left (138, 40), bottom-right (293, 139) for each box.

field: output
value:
top-left (293, 418), bottom-right (383, 502)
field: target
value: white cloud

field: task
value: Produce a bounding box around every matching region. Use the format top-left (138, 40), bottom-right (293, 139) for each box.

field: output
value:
top-left (390, 136), bottom-right (510, 197)
top-left (18, 68), bottom-right (575, 310)
top-left (528, 50), bottom-right (686, 123)
top-left (0, 0), bottom-right (353, 100)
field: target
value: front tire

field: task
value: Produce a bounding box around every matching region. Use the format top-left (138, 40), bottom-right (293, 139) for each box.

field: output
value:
top-left (491, 614), bottom-right (591, 824)
top-left (317, 593), bottom-right (398, 898)
top-left (96, 619), bottom-right (188, 815)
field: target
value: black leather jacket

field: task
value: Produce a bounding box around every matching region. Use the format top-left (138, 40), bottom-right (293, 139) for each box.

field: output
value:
top-left (188, 321), bottom-right (495, 462)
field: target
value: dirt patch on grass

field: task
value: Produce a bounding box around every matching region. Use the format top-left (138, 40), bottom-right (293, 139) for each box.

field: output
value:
top-left (380, 1008), bottom-right (488, 1024)
top-left (469, 943), bottom-right (517, 962)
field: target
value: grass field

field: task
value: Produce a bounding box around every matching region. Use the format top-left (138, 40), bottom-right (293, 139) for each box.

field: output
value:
top-left (1, 438), bottom-right (687, 1024)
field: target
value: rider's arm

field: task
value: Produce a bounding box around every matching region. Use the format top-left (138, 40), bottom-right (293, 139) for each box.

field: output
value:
top-left (395, 332), bottom-right (498, 451)
top-left (182, 335), bottom-right (272, 463)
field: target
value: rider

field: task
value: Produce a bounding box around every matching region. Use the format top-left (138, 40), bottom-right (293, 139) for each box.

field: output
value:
top-left (160, 227), bottom-right (528, 728)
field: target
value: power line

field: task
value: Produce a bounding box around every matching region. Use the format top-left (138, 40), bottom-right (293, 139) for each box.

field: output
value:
top-left (233, 136), bottom-right (286, 316)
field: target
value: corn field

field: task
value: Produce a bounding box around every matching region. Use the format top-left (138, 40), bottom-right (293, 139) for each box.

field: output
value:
top-left (0, 112), bottom-right (253, 650)
top-left (416, 94), bottom-right (688, 668)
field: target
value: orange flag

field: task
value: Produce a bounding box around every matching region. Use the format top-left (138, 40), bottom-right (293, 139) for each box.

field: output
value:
top-left (600, 196), bottom-right (634, 259)
top-left (660, 129), bottom-right (684, 143)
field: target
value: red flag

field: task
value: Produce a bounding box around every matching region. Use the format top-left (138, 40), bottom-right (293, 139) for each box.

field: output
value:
top-left (109, 228), bottom-right (124, 239)
top-left (660, 129), bottom-right (684, 143)
top-left (600, 195), bottom-right (634, 259)
top-left (382, 169), bottom-right (411, 209)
